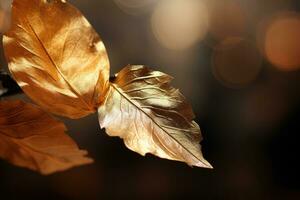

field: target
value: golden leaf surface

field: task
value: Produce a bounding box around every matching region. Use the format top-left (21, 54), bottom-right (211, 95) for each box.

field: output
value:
top-left (3, 0), bottom-right (110, 118)
top-left (98, 65), bottom-right (212, 168)
top-left (0, 100), bottom-right (93, 175)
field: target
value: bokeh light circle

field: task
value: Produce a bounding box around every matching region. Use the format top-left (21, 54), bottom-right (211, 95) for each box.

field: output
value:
top-left (264, 12), bottom-right (300, 71)
top-left (212, 37), bottom-right (262, 88)
top-left (208, 0), bottom-right (246, 41)
top-left (151, 0), bottom-right (209, 50)
top-left (0, 0), bottom-right (12, 33)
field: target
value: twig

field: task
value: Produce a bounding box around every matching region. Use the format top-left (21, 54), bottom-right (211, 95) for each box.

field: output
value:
top-left (0, 70), bottom-right (22, 97)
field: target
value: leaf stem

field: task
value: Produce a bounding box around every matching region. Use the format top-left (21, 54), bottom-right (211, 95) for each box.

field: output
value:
top-left (0, 70), bottom-right (22, 97)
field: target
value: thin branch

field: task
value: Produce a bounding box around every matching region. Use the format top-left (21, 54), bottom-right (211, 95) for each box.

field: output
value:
top-left (0, 70), bottom-right (22, 97)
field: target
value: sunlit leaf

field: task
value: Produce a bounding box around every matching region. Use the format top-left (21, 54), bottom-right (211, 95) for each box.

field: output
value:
top-left (0, 100), bottom-right (93, 175)
top-left (3, 0), bottom-right (110, 119)
top-left (98, 65), bottom-right (212, 168)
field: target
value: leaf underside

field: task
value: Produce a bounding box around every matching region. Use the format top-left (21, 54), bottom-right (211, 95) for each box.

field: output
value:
top-left (0, 100), bottom-right (93, 175)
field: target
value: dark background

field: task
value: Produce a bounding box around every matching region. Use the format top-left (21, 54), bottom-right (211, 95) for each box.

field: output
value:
top-left (1, 0), bottom-right (300, 199)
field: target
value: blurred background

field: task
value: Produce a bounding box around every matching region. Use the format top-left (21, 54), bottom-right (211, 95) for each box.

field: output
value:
top-left (1, 0), bottom-right (300, 199)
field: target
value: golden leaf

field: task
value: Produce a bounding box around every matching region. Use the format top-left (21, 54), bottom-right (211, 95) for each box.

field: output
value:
top-left (98, 65), bottom-right (212, 168)
top-left (0, 100), bottom-right (93, 175)
top-left (3, 0), bottom-right (110, 119)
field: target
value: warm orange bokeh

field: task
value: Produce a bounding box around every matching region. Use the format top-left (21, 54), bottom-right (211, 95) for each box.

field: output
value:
top-left (264, 12), bottom-right (300, 71)
top-left (208, 0), bottom-right (246, 41)
top-left (0, 0), bottom-right (11, 33)
top-left (212, 37), bottom-right (262, 88)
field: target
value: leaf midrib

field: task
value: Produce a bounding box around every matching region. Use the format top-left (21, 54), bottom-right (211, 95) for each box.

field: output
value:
top-left (24, 16), bottom-right (94, 112)
top-left (110, 83), bottom-right (209, 167)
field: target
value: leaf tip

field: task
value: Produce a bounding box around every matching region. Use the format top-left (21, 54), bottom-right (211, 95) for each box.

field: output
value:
top-left (194, 159), bottom-right (213, 169)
